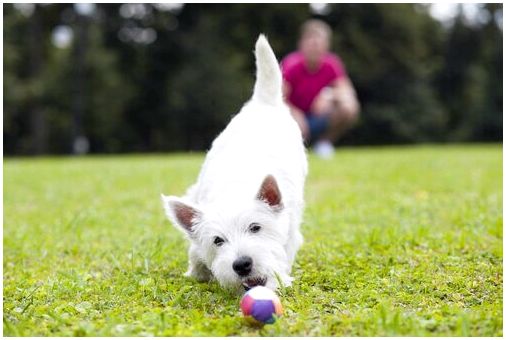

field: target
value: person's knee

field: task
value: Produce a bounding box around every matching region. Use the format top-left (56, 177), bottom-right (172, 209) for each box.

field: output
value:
top-left (337, 101), bottom-right (359, 125)
top-left (343, 105), bottom-right (359, 126)
top-left (328, 105), bottom-right (358, 127)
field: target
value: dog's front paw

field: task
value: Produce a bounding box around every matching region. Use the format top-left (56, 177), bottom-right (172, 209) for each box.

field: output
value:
top-left (185, 262), bottom-right (213, 282)
top-left (279, 275), bottom-right (294, 288)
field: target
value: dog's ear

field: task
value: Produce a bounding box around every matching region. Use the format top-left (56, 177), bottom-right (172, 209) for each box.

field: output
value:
top-left (256, 175), bottom-right (283, 211)
top-left (161, 195), bottom-right (202, 234)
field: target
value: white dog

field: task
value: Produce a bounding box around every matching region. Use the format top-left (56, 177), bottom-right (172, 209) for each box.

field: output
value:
top-left (162, 35), bottom-right (307, 292)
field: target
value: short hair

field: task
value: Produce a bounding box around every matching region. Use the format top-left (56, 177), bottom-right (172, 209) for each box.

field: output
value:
top-left (300, 19), bottom-right (332, 41)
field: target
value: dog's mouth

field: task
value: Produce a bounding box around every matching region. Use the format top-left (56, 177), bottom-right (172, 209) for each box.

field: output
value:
top-left (242, 276), bottom-right (267, 291)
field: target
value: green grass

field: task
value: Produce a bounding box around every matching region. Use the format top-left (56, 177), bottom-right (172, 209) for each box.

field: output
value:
top-left (3, 144), bottom-right (502, 336)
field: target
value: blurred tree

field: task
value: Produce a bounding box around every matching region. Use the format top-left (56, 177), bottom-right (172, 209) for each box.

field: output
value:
top-left (4, 4), bottom-right (53, 154)
top-left (324, 4), bottom-right (447, 144)
top-left (98, 4), bottom-right (185, 152)
top-left (436, 4), bottom-right (503, 142)
top-left (165, 4), bottom-right (310, 150)
top-left (4, 4), bottom-right (133, 154)
top-left (3, 3), bottom-right (503, 154)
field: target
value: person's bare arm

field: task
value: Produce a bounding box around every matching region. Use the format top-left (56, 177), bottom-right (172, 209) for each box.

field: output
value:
top-left (283, 80), bottom-right (309, 140)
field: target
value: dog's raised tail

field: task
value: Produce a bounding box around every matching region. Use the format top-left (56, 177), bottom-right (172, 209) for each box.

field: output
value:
top-left (253, 34), bottom-right (282, 106)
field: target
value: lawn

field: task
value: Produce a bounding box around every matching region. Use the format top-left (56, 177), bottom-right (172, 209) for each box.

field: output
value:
top-left (3, 144), bottom-right (502, 336)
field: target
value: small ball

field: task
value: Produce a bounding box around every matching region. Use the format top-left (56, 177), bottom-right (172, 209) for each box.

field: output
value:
top-left (240, 286), bottom-right (283, 324)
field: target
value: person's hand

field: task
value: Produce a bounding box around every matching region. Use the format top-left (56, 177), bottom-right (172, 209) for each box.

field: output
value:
top-left (311, 87), bottom-right (335, 116)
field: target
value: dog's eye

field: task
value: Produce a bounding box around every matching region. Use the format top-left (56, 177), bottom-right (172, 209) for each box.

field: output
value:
top-left (213, 236), bottom-right (225, 246)
top-left (249, 223), bottom-right (262, 233)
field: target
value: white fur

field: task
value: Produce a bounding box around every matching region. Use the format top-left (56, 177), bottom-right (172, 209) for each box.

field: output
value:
top-left (161, 34), bottom-right (307, 292)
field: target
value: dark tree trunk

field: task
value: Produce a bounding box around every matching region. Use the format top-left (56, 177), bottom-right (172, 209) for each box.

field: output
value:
top-left (71, 10), bottom-right (89, 154)
top-left (28, 5), bottom-right (47, 154)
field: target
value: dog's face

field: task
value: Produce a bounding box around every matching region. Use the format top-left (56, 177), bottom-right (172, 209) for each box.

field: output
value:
top-left (163, 175), bottom-right (290, 291)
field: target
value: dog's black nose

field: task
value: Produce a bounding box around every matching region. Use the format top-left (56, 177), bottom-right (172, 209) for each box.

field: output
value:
top-left (233, 256), bottom-right (253, 276)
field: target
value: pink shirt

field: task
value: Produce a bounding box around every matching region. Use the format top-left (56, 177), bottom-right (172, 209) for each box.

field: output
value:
top-left (281, 51), bottom-right (347, 113)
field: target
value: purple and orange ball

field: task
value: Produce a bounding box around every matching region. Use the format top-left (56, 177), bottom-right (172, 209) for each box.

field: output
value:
top-left (240, 286), bottom-right (283, 324)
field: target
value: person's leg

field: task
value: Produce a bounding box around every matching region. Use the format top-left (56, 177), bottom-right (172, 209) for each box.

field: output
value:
top-left (307, 114), bottom-right (334, 158)
top-left (322, 101), bottom-right (359, 142)
top-left (306, 115), bottom-right (329, 144)
top-left (310, 87), bottom-right (359, 143)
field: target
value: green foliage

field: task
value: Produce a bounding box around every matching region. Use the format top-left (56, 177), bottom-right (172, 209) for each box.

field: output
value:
top-left (328, 4), bottom-right (447, 143)
top-left (3, 4), bottom-right (503, 154)
top-left (435, 4), bottom-right (503, 142)
top-left (3, 4), bottom-right (132, 154)
top-left (3, 145), bottom-right (502, 336)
